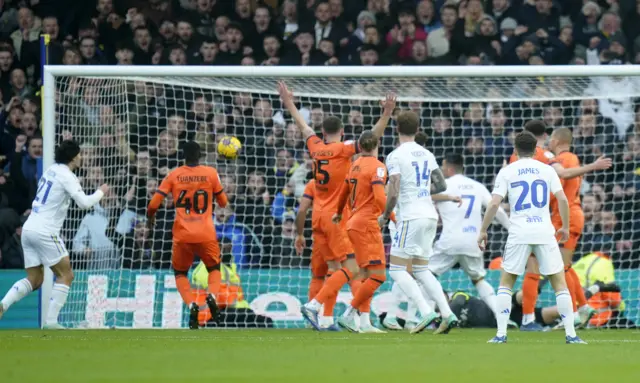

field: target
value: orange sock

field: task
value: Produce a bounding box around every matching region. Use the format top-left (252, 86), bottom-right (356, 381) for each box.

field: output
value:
top-left (175, 274), bottom-right (193, 305)
top-left (321, 273), bottom-right (336, 316)
top-left (358, 296), bottom-right (372, 314)
top-left (564, 266), bottom-right (578, 312)
top-left (522, 273), bottom-right (540, 315)
top-left (349, 279), bottom-right (362, 296)
top-left (316, 268), bottom-right (352, 305)
top-left (309, 277), bottom-right (324, 301)
top-left (568, 267), bottom-right (587, 307)
top-left (350, 275), bottom-right (386, 310)
top-left (207, 269), bottom-right (221, 297)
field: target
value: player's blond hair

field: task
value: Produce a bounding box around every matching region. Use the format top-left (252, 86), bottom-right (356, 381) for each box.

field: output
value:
top-left (552, 127), bottom-right (573, 144)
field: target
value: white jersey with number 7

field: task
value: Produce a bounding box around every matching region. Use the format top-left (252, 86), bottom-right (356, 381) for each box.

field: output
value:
top-left (491, 158), bottom-right (563, 245)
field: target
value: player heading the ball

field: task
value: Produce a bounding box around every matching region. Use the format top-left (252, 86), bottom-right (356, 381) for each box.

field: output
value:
top-left (0, 140), bottom-right (109, 329)
top-left (479, 131), bottom-right (587, 344)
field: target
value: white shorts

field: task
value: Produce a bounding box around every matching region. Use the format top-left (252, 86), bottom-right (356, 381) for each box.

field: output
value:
top-left (390, 218), bottom-right (437, 260)
top-left (502, 242), bottom-right (564, 276)
top-left (428, 250), bottom-right (486, 280)
top-left (22, 230), bottom-right (69, 269)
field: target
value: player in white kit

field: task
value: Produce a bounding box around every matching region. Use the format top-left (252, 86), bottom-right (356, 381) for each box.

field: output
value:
top-left (479, 132), bottom-right (586, 344)
top-left (430, 153), bottom-right (510, 316)
top-left (0, 140), bottom-right (108, 329)
top-left (379, 111), bottom-right (459, 335)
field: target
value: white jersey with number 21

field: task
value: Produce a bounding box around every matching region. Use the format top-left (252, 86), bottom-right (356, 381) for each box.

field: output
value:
top-left (23, 163), bottom-right (104, 235)
top-left (492, 158), bottom-right (563, 244)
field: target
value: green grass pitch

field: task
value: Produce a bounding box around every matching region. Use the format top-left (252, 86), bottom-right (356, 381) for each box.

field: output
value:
top-left (1, 329), bottom-right (638, 383)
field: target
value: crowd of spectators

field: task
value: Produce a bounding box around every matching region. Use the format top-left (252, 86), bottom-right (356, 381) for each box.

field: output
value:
top-left (0, 0), bottom-right (639, 272)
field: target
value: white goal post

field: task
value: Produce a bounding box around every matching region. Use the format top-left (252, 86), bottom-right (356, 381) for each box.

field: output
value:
top-left (41, 65), bottom-right (640, 329)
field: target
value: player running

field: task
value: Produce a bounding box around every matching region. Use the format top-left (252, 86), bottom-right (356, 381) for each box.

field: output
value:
top-left (278, 81), bottom-right (396, 330)
top-left (479, 131), bottom-right (586, 344)
top-left (0, 140), bottom-right (109, 329)
top-left (511, 120), bottom-right (610, 331)
top-left (379, 111), bottom-right (459, 335)
top-left (429, 153), bottom-right (510, 317)
top-left (147, 141), bottom-right (229, 330)
top-left (332, 131), bottom-right (388, 333)
top-left (547, 128), bottom-right (596, 326)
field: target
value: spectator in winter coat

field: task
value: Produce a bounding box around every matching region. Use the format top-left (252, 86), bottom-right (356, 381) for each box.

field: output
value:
top-left (518, 0), bottom-right (560, 37)
top-left (0, 208), bottom-right (24, 269)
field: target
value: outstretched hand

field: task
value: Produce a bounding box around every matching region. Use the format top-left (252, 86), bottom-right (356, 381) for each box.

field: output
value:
top-left (380, 92), bottom-right (397, 115)
top-left (277, 80), bottom-right (294, 105)
top-left (592, 156), bottom-right (612, 171)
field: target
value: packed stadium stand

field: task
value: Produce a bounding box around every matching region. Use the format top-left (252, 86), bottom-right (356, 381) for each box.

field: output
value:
top-left (0, 0), bottom-right (638, 328)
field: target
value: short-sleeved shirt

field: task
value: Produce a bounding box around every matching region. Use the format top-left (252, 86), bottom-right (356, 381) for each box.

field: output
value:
top-left (509, 146), bottom-right (554, 165)
top-left (435, 174), bottom-right (493, 256)
top-left (157, 165), bottom-right (224, 243)
top-left (344, 155), bottom-right (387, 231)
top-left (302, 179), bottom-right (315, 201)
top-left (385, 141), bottom-right (439, 221)
top-left (549, 151), bottom-right (582, 223)
top-left (306, 135), bottom-right (358, 213)
top-left (492, 158), bottom-right (563, 244)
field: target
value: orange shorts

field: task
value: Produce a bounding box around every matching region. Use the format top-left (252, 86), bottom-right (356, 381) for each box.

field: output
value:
top-left (553, 213), bottom-right (584, 252)
top-left (172, 240), bottom-right (220, 272)
top-left (312, 213), bottom-right (354, 263)
top-left (348, 227), bottom-right (385, 269)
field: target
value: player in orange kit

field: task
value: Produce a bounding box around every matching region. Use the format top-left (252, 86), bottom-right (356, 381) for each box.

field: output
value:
top-left (147, 141), bottom-right (229, 330)
top-left (294, 180), bottom-right (328, 302)
top-left (548, 128), bottom-right (596, 325)
top-left (508, 120), bottom-right (611, 331)
top-left (277, 80), bottom-right (396, 330)
top-left (332, 131), bottom-right (388, 333)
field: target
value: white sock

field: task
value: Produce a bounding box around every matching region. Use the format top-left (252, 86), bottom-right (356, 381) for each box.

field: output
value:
top-left (587, 284), bottom-right (600, 295)
top-left (522, 313), bottom-right (535, 325)
top-left (389, 265), bottom-right (433, 317)
top-left (496, 286), bottom-right (513, 337)
top-left (307, 299), bottom-right (321, 310)
top-left (412, 265), bottom-right (452, 318)
top-left (406, 299), bottom-right (419, 323)
top-left (578, 305), bottom-right (591, 314)
top-left (343, 305), bottom-right (356, 318)
top-left (386, 282), bottom-right (404, 321)
top-left (555, 289), bottom-right (577, 337)
top-left (1, 278), bottom-right (33, 311)
top-left (475, 279), bottom-right (498, 315)
top-left (360, 312), bottom-right (371, 328)
top-left (573, 311), bottom-right (579, 319)
top-left (46, 283), bottom-right (70, 324)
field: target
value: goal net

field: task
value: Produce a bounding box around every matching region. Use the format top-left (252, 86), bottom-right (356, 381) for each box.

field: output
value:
top-left (44, 66), bottom-right (640, 329)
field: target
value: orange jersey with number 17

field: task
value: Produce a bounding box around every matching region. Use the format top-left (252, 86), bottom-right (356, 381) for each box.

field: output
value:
top-left (342, 156), bottom-right (387, 231)
top-left (509, 146), bottom-right (554, 165)
top-left (306, 135), bottom-right (359, 213)
top-left (156, 165), bottom-right (224, 243)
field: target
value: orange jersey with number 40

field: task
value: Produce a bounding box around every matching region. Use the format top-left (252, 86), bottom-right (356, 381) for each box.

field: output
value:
top-left (157, 165), bottom-right (224, 243)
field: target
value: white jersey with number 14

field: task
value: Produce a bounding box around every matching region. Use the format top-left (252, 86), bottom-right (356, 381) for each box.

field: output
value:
top-left (492, 158), bottom-right (563, 245)
top-left (385, 141), bottom-right (439, 221)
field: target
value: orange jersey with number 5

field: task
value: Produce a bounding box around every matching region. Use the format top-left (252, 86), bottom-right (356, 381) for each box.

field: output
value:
top-left (509, 146), bottom-right (554, 165)
top-left (156, 165), bottom-right (225, 243)
top-left (306, 135), bottom-right (359, 213)
top-left (340, 156), bottom-right (387, 232)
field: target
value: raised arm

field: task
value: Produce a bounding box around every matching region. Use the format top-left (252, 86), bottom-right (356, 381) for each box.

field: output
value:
top-left (65, 174), bottom-right (107, 209)
top-left (277, 80), bottom-right (315, 140)
top-left (552, 156), bottom-right (611, 179)
top-left (371, 92), bottom-right (397, 139)
top-left (430, 168), bottom-right (447, 194)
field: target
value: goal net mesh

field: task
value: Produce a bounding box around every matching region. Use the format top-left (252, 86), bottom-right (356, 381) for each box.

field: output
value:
top-left (53, 73), bottom-right (639, 329)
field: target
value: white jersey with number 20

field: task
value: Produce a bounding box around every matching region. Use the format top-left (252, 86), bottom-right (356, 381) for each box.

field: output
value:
top-left (385, 141), bottom-right (439, 221)
top-left (23, 163), bottom-right (104, 235)
top-left (492, 158), bottom-right (563, 244)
